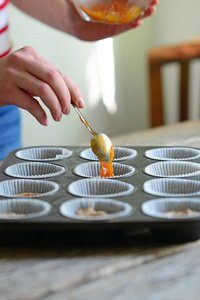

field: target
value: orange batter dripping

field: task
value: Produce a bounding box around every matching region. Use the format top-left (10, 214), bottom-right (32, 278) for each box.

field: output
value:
top-left (99, 146), bottom-right (114, 178)
top-left (91, 137), bottom-right (114, 178)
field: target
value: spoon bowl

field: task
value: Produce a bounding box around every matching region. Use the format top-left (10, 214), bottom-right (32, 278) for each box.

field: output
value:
top-left (91, 132), bottom-right (113, 162)
top-left (72, 103), bottom-right (114, 163)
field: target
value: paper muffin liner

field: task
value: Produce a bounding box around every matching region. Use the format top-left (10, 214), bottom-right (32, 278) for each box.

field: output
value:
top-left (143, 178), bottom-right (200, 197)
top-left (60, 198), bottom-right (133, 221)
top-left (144, 161), bottom-right (200, 178)
top-left (4, 162), bottom-right (66, 179)
top-left (15, 147), bottom-right (72, 161)
top-left (0, 179), bottom-right (59, 198)
top-left (73, 162), bottom-right (137, 178)
top-left (142, 198), bottom-right (200, 219)
top-left (79, 147), bottom-right (137, 162)
top-left (144, 147), bottom-right (200, 161)
top-left (0, 198), bottom-right (51, 220)
top-left (67, 178), bottom-right (135, 198)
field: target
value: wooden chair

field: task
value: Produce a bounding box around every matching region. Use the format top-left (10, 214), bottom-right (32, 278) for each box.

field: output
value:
top-left (148, 39), bottom-right (200, 127)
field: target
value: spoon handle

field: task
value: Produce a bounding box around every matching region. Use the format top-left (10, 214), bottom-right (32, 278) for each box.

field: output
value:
top-left (71, 102), bottom-right (94, 134)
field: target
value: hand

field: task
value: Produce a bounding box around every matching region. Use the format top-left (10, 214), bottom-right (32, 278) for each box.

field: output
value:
top-left (0, 46), bottom-right (84, 126)
top-left (142, 0), bottom-right (158, 18)
top-left (65, 0), bottom-right (159, 41)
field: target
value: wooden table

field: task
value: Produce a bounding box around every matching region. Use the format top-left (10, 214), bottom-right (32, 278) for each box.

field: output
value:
top-left (1, 120), bottom-right (200, 300)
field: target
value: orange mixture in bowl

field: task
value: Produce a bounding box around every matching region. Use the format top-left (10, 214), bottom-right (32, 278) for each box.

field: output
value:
top-left (77, 0), bottom-right (144, 24)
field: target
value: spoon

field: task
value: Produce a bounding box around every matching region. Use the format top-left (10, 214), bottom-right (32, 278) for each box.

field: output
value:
top-left (72, 103), bottom-right (114, 162)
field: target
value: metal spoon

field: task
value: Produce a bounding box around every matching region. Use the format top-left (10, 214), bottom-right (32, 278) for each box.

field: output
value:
top-left (72, 103), bottom-right (113, 162)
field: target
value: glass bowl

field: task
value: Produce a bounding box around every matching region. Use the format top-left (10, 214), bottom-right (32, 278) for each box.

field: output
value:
top-left (72, 0), bottom-right (152, 24)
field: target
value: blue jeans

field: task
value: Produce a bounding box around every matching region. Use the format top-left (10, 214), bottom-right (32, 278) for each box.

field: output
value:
top-left (0, 105), bottom-right (22, 160)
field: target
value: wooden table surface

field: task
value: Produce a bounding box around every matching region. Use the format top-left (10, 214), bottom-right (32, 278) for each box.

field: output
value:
top-left (1, 120), bottom-right (200, 300)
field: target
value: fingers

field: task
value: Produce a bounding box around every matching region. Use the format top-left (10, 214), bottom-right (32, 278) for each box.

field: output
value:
top-left (24, 61), bottom-right (69, 121)
top-left (0, 47), bottom-right (85, 125)
top-left (114, 0), bottom-right (158, 31)
top-left (151, 0), bottom-right (159, 5)
top-left (59, 72), bottom-right (85, 111)
top-left (6, 86), bottom-right (49, 126)
top-left (24, 60), bottom-right (85, 117)
top-left (21, 96), bottom-right (49, 126)
top-left (22, 47), bottom-right (85, 116)
top-left (142, 0), bottom-right (159, 18)
top-left (29, 48), bottom-right (85, 110)
top-left (8, 67), bottom-right (62, 122)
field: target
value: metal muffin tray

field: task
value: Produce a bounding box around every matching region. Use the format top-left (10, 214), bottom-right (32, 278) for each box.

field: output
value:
top-left (1, 145), bottom-right (200, 242)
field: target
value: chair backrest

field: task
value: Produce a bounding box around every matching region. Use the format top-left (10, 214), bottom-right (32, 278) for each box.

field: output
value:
top-left (148, 39), bottom-right (200, 127)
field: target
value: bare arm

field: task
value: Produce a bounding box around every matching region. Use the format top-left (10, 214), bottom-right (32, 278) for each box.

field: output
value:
top-left (10, 0), bottom-right (68, 31)
top-left (10, 0), bottom-right (158, 41)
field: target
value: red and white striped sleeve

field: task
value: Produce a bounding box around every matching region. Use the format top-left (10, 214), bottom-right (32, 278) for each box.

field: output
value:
top-left (0, 0), bottom-right (12, 58)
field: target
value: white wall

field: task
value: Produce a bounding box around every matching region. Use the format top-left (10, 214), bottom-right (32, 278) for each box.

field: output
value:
top-left (8, 0), bottom-right (200, 148)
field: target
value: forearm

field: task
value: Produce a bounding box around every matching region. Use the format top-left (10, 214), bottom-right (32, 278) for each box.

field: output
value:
top-left (10, 0), bottom-right (70, 32)
top-left (10, 0), bottom-right (158, 41)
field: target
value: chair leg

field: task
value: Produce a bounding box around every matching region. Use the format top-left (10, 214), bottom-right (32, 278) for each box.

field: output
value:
top-left (149, 60), bottom-right (164, 127)
top-left (180, 61), bottom-right (189, 121)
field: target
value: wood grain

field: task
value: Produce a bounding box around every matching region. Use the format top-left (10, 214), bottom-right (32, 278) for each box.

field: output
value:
top-left (111, 120), bottom-right (200, 147)
top-left (0, 231), bottom-right (199, 300)
top-left (1, 120), bottom-right (200, 300)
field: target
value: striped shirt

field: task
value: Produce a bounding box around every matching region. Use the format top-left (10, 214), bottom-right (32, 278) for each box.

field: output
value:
top-left (0, 0), bottom-right (12, 58)
top-left (0, 0), bottom-right (22, 160)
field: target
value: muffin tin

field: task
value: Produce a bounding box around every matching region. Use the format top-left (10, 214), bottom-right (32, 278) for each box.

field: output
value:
top-left (1, 145), bottom-right (200, 242)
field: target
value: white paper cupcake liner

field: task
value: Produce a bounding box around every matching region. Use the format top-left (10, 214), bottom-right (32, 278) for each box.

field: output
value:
top-left (144, 147), bottom-right (200, 161)
top-left (79, 147), bottom-right (137, 162)
top-left (0, 199), bottom-right (51, 219)
top-left (67, 178), bottom-right (135, 198)
top-left (0, 179), bottom-right (59, 198)
top-left (143, 178), bottom-right (200, 197)
top-left (4, 162), bottom-right (66, 179)
top-left (144, 161), bottom-right (200, 178)
top-left (15, 147), bottom-right (72, 161)
top-left (142, 198), bottom-right (200, 219)
top-left (73, 162), bottom-right (136, 178)
top-left (60, 198), bottom-right (133, 221)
